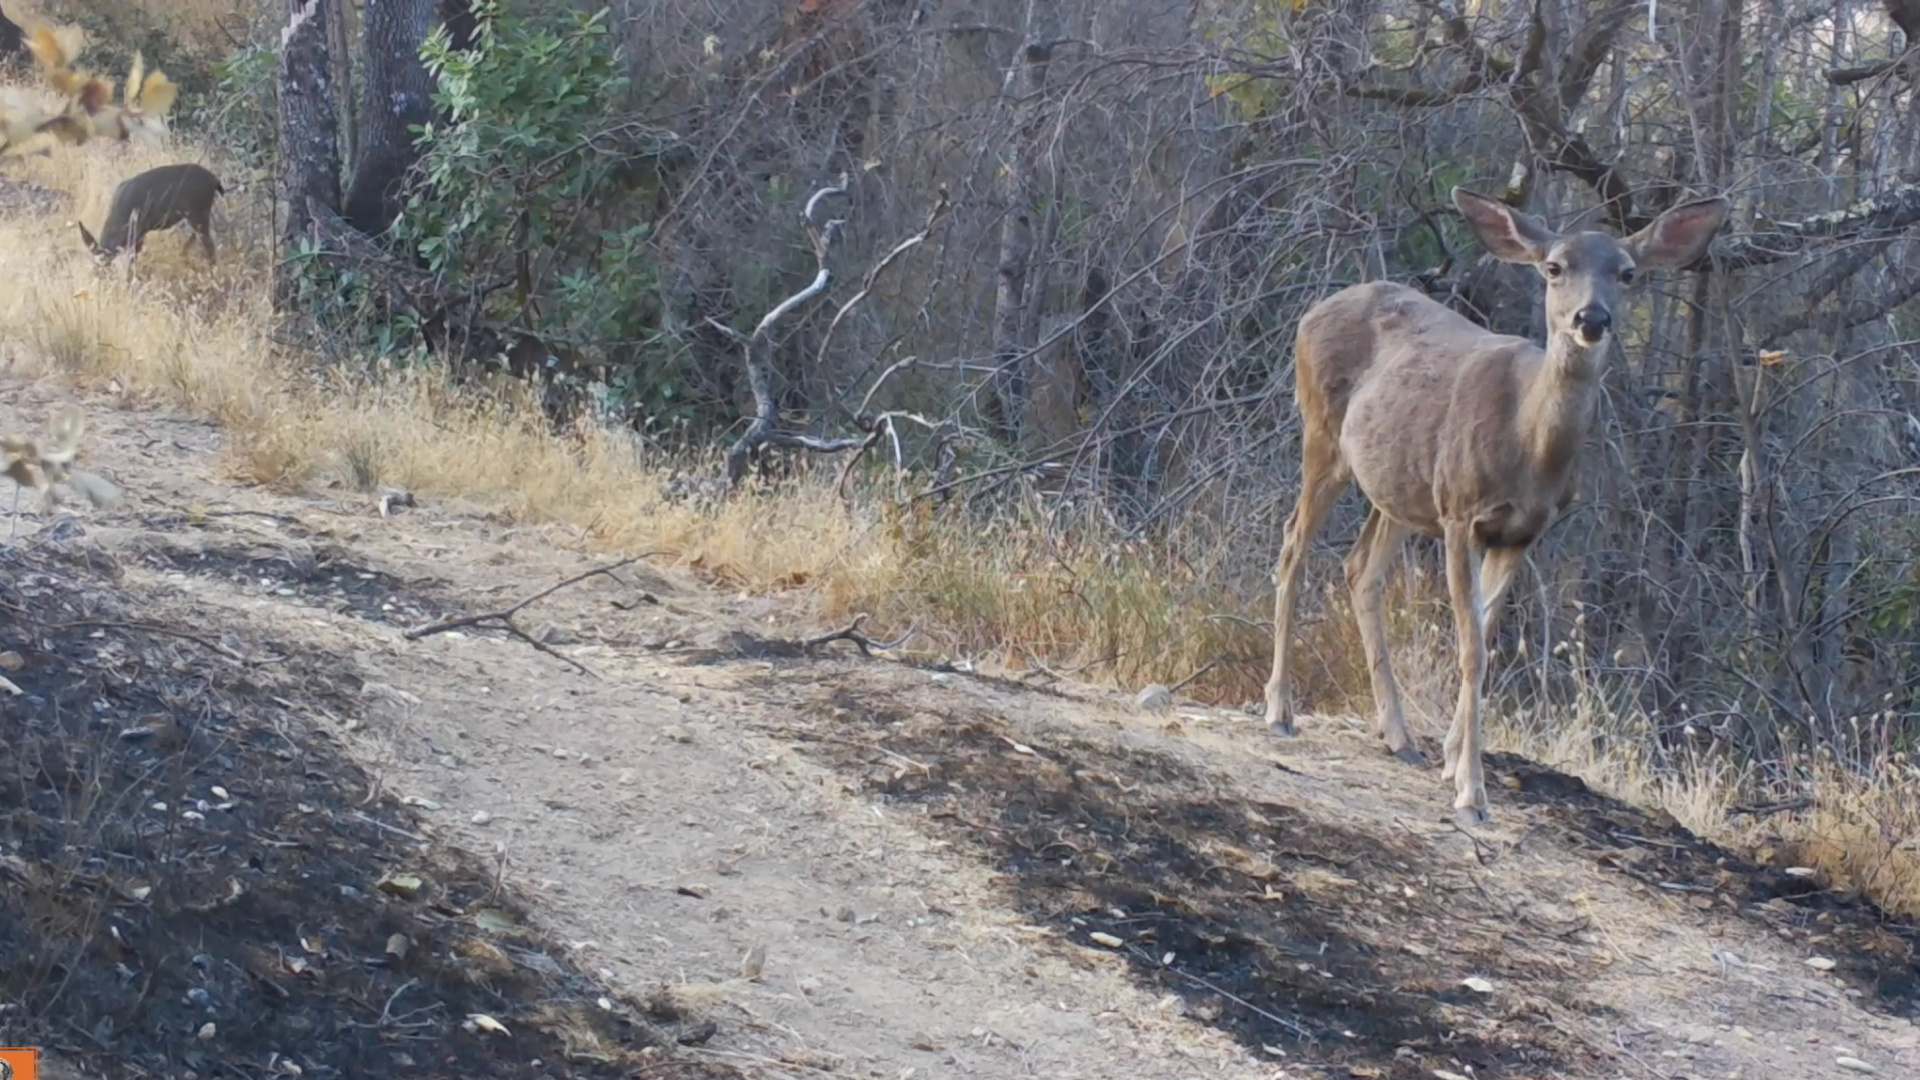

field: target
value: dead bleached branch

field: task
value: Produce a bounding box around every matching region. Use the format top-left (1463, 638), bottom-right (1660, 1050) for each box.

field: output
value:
top-left (708, 183), bottom-right (955, 486)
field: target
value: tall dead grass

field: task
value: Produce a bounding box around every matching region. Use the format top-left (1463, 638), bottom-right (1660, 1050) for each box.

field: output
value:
top-left (3, 118), bottom-right (1918, 920)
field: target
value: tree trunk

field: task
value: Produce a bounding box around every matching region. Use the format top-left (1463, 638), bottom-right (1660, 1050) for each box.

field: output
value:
top-left (328, 0), bottom-right (356, 175)
top-left (344, 0), bottom-right (437, 236)
top-left (987, 0), bottom-right (1059, 443)
top-left (277, 0), bottom-right (344, 305)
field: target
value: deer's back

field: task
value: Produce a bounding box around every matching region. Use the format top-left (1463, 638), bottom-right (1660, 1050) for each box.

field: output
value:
top-left (1295, 280), bottom-right (1528, 436)
top-left (106, 163), bottom-right (221, 234)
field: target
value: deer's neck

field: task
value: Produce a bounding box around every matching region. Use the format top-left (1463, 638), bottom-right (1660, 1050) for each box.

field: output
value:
top-left (1518, 336), bottom-right (1602, 480)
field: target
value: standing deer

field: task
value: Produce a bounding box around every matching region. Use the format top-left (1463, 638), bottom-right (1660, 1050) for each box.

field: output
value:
top-left (77, 162), bottom-right (224, 264)
top-left (1262, 186), bottom-right (1729, 824)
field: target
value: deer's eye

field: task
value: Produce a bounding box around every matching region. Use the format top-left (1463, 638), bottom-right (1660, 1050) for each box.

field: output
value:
top-left (1619, 266), bottom-right (1637, 285)
top-left (1543, 261), bottom-right (1564, 280)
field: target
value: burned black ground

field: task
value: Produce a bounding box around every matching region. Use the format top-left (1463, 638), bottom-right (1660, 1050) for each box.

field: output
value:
top-left (0, 530), bottom-right (731, 1080)
top-left (1488, 751), bottom-right (1920, 1012)
top-left (125, 525), bottom-right (452, 628)
top-left (780, 688), bottom-right (1601, 1079)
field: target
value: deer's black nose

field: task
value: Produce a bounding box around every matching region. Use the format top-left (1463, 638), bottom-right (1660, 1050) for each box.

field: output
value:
top-left (1572, 305), bottom-right (1612, 343)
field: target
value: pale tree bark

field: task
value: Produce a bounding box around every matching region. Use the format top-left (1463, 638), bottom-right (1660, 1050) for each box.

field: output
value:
top-left (987, 0), bottom-right (1060, 443)
top-left (277, 0), bottom-right (344, 304)
top-left (328, 0), bottom-right (356, 175)
top-left (344, 0), bottom-right (437, 235)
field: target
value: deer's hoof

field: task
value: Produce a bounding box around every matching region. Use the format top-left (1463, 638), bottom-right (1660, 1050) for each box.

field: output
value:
top-left (1391, 743), bottom-right (1428, 768)
top-left (1453, 804), bottom-right (1491, 829)
top-left (1266, 714), bottom-right (1297, 738)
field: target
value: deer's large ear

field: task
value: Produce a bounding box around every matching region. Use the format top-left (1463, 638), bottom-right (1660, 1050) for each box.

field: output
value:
top-left (1452, 187), bottom-right (1556, 265)
top-left (1624, 197), bottom-right (1730, 269)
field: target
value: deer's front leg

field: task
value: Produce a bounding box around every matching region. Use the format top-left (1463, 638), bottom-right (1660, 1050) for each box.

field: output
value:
top-left (1441, 524), bottom-right (1490, 824)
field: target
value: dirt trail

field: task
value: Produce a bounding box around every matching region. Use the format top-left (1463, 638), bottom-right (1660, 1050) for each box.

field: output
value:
top-left (5, 377), bottom-right (1919, 1080)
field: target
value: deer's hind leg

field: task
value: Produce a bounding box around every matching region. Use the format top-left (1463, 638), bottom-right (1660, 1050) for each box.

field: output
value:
top-left (1346, 505), bottom-right (1418, 765)
top-left (191, 211), bottom-right (216, 261)
top-left (1263, 427), bottom-right (1349, 737)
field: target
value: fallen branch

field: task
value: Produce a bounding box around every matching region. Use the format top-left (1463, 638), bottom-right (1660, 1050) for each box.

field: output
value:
top-left (403, 554), bottom-right (668, 675)
top-left (800, 612), bottom-right (914, 657)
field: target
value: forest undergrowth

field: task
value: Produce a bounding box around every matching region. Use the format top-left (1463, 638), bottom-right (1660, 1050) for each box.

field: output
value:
top-left (2, 87), bottom-right (1917, 933)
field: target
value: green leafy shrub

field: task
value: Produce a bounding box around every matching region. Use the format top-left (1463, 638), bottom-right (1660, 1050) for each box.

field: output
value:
top-left (390, 1), bottom-right (688, 427)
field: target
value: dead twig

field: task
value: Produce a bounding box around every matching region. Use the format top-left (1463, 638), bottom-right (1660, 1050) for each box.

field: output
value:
top-left (403, 553), bottom-right (669, 676)
top-left (1166, 658), bottom-right (1222, 695)
top-left (1727, 796), bottom-right (1812, 818)
top-left (1124, 942), bottom-right (1314, 1039)
top-left (800, 612), bottom-right (914, 657)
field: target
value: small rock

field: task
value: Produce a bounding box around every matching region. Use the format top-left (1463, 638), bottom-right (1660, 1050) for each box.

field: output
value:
top-left (1089, 931), bottom-right (1124, 948)
top-left (662, 724), bottom-right (693, 743)
top-left (471, 810), bottom-right (493, 825)
top-left (1836, 1057), bottom-right (1877, 1074)
top-left (740, 943), bottom-right (766, 981)
top-left (1460, 976), bottom-right (1495, 994)
top-left (677, 884), bottom-right (711, 899)
top-left (908, 1033), bottom-right (942, 1052)
top-left (197, 1022), bottom-right (216, 1041)
top-left (1133, 684), bottom-right (1174, 713)
top-left (1805, 956), bottom-right (1838, 971)
top-left (835, 905), bottom-right (855, 923)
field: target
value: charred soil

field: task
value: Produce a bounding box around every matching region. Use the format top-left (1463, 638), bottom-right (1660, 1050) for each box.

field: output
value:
top-left (0, 534), bottom-right (730, 1080)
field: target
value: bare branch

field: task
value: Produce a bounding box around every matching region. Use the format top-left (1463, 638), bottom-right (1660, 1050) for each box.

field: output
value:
top-left (801, 612), bottom-right (914, 656)
top-left (404, 555), bottom-right (668, 676)
top-left (814, 187), bottom-right (952, 372)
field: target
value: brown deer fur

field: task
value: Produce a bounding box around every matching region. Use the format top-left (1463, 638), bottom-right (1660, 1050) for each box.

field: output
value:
top-left (78, 163), bottom-right (224, 263)
top-left (1262, 186), bottom-right (1729, 824)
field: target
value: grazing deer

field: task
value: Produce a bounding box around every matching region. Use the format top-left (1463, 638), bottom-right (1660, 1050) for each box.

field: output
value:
top-left (1262, 187), bottom-right (1729, 824)
top-left (78, 163), bottom-right (224, 264)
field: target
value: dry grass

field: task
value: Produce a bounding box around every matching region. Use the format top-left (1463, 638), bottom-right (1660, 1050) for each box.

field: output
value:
top-left (3, 116), bottom-right (1918, 922)
top-left (5, 0), bottom-right (246, 57)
